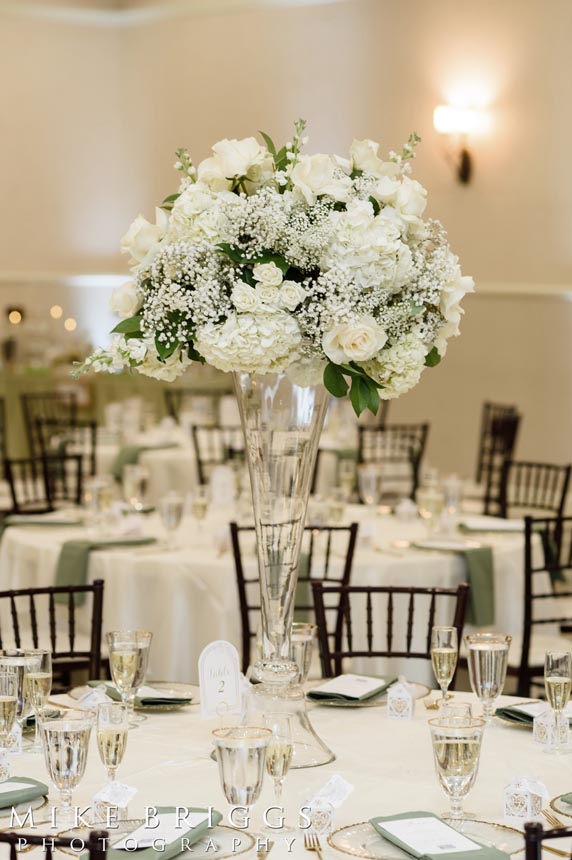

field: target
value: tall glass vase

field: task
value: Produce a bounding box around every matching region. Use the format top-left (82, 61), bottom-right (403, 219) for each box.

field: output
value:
top-left (233, 371), bottom-right (335, 768)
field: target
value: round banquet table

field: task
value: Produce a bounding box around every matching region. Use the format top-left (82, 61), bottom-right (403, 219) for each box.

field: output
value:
top-left (5, 690), bottom-right (572, 859)
top-left (0, 506), bottom-right (540, 685)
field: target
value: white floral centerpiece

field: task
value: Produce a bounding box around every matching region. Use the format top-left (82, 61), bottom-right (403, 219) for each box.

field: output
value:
top-left (81, 120), bottom-right (473, 415)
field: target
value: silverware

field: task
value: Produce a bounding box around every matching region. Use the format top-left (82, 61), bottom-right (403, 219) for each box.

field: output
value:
top-left (543, 808), bottom-right (566, 829)
top-left (423, 693), bottom-right (453, 710)
top-left (304, 832), bottom-right (324, 859)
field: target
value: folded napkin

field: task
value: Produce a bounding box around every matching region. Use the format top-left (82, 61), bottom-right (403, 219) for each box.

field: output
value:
top-left (0, 777), bottom-right (49, 808)
top-left (370, 811), bottom-right (509, 860)
top-left (111, 444), bottom-right (177, 481)
top-left (560, 793), bottom-right (572, 805)
top-left (462, 546), bottom-right (495, 626)
top-left (0, 515), bottom-right (83, 540)
top-left (495, 706), bottom-right (536, 726)
top-left (495, 700), bottom-right (570, 727)
top-left (308, 674), bottom-right (396, 702)
top-left (88, 681), bottom-right (193, 707)
top-left (459, 516), bottom-right (523, 533)
top-left (102, 806), bottom-right (222, 860)
top-left (55, 537), bottom-right (156, 605)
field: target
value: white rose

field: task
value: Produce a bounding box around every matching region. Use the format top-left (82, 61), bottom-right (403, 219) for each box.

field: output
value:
top-left (255, 284), bottom-right (281, 306)
top-left (110, 281), bottom-right (142, 318)
top-left (323, 315), bottom-right (388, 364)
top-left (212, 137), bottom-right (272, 178)
top-left (290, 154), bottom-right (352, 205)
top-left (196, 157), bottom-right (233, 192)
top-left (394, 176), bottom-right (427, 219)
top-left (350, 139), bottom-right (401, 178)
top-left (253, 261), bottom-right (284, 287)
top-left (279, 280), bottom-right (307, 311)
top-left (231, 282), bottom-right (260, 313)
top-left (120, 208), bottom-right (169, 269)
top-left (440, 274), bottom-right (475, 325)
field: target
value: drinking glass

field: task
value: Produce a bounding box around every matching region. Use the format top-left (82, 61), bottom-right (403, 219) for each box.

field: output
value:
top-left (0, 673), bottom-right (18, 754)
top-left (191, 487), bottom-right (209, 521)
top-left (442, 702), bottom-right (473, 723)
top-left (97, 702), bottom-right (129, 782)
top-left (417, 484), bottom-right (445, 533)
top-left (212, 726), bottom-right (271, 826)
top-left (264, 713), bottom-right (294, 831)
top-left (465, 633), bottom-right (512, 721)
top-left (338, 460), bottom-right (356, 499)
top-left (106, 630), bottom-right (153, 724)
top-left (443, 475), bottom-right (463, 517)
top-left (39, 708), bottom-right (95, 828)
top-left (158, 491), bottom-right (185, 547)
top-left (0, 649), bottom-right (40, 728)
top-left (544, 651), bottom-right (572, 754)
top-left (429, 717), bottom-right (485, 819)
top-left (358, 464), bottom-right (382, 506)
top-left (122, 464), bottom-right (148, 511)
top-left (85, 476), bottom-right (115, 527)
top-left (290, 623), bottom-right (317, 684)
top-left (23, 650), bottom-right (52, 752)
top-left (431, 627), bottom-right (458, 705)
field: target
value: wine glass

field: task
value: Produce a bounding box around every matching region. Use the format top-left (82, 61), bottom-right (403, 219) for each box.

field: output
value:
top-left (191, 487), bottom-right (209, 521)
top-left (24, 650), bottom-right (52, 752)
top-left (0, 649), bottom-right (40, 729)
top-left (158, 491), bottom-right (185, 547)
top-left (97, 702), bottom-right (129, 783)
top-left (429, 716), bottom-right (485, 820)
top-left (465, 633), bottom-right (512, 721)
top-left (263, 713), bottom-right (294, 829)
top-left (544, 651), bottom-right (572, 754)
top-left (212, 726), bottom-right (271, 828)
top-left (431, 627), bottom-right (458, 706)
top-left (358, 464), bottom-right (382, 507)
top-left (0, 672), bottom-right (18, 756)
top-left (39, 708), bottom-right (95, 828)
top-left (442, 702), bottom-right (473, 723)
top-left (416, 484), bottom-right (445, 533)
top-left (338, 460), bottom-right (356, 499)
top-left (106, 630), bottom-right (153, 725)
top-left (122, 464), bottom-right (148, 511)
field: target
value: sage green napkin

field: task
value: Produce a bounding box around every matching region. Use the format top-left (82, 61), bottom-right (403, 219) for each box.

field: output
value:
top-left (560, 792), bottom-right (572, 805)
top-left (87, 681), bottom-right (192, 707)
top-left (494, 706), bottom-right (535, 726)
top-left (308, 676), bottom-right (396, 702)
top-left (92, 806), bottom-right (222, 860)
top-left (0, 515), bottom-right (83, 541)
top-left (111, 444), bottom-right (177, 481)
top-left (370, 811), bottom-right (510, 860)
top-left (462, 546), bottom-right (495, 626)
top-left (0, 777), bottom-right (49, 808)
top-left (54, 536), bottom-right (156, 604)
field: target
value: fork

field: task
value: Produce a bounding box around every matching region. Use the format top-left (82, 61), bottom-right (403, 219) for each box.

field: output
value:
top-left (542, 808), bottom-right (566, 829)
top-left (304, 832), bottom-right (324, 859)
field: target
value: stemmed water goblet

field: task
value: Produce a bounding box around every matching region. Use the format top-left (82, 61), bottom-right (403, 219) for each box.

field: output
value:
top-left (417, 484), bottom-right (445, 533)
top-left (97, 702), bottom-right (129, 783)
top-left (544, 650), bottom-right (572, 754)
top-left (290, 623), bottom-right (316, 685)
top-left (191, 487), bottom-right (209, 522)
top-left (158, 491), bottom-right (185, 548)
top-left (24, 649), bottom-right (52, 752)
top-left (431, 627), bottom-right (458, 707)
top-left (106, 630), bottom-right (153, 726)
top-left (465, 633), bottom-right (512, 721)
top-left (429, 716), bottom-right (485, 820)
top-left (212, 726), bottom-right (271, 829)
top-left (39, 707), bottom-right (95, 828)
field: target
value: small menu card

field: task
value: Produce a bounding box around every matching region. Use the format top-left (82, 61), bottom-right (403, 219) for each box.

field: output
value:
top-left (370, 812), bottom-right (510, 860)
top-left (307, 674), bottom-right (395, 702)
top-left (105, 807), bottom-right (222, 860)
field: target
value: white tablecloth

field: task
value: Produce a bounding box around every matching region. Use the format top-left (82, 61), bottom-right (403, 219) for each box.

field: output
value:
top-left (0, 507), bottom-right (535, 685)
top-left (7, 690), bottom-right (572, 860)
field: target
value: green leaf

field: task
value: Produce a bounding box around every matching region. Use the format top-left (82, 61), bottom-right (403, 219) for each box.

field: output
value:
top-left (350, 168), bottom-right (364, 180)
top-left (162, 193), bottom-right (180, 204)
top-left (217, 243), bottom-right (247, 264)
top-left (188, 343), bottom-right (205, 363)
top-left (425, 346), bottom-right (442, 367)
top-left (323, 364), bottom-right (349, 398)
top-left (241, 269), bottom-right (255, 287)
top-left (111, 315), bottom-right (142, 335)
top-left (349, 376), bottom-right (370, 417)
top-left (410, 303), bottom-right (424, 316)
top-left (368, 195), bottom-right (381, 215)
top-left (155, 334), bottom-right (178, 361)
top-left (363, 378), bottom-right (380, 415)
top-left (259, 131), bottom-right (276, 157)
top-left (274, 146), bottom-right (288, 170)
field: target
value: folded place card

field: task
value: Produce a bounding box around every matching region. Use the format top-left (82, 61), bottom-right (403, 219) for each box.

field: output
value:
top-left (102, 806), bottom-right (222, 860)
top-left (307, 674), bottom-right (396, 702)
top-left (370, 812), bottom-right (509, 860)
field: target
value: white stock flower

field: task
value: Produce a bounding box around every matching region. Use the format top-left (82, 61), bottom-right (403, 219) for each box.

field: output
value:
top-left (120, 208), bottom-right (169, 269)
top-left (290, 154), bottom-right (352, 205)
top-left (137, 347), bottom-right (192, 382)
top-left (279, 280), bottom-right (307, 311)
top-left (195, 312), bottom-right (301, 374)
top-left (231, 282), bottom-right (260, 313)
top-left (323, 315), bottom-right (388, 364)
top-left (394, 176), bottom-right (427, 219)
top-left (350, 139), bottom-right (400, 179)
top-left (110, 281), bottom-right (142, 318)
top-left (360, 335), bottom-right (427, 399)
top-left (253, 261), bottom-right (284, 287)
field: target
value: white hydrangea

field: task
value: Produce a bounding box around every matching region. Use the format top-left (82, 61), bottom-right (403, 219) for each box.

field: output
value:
top-left (359, 334), bottom-right (427, 399)
top-left (195, 312), bottom-right (302, 374)
top-left (137, 346), bottom-right (192, 382)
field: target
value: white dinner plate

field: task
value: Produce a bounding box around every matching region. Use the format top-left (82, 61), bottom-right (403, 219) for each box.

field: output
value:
top-left (306, 681), bottom-right (430, 708)
top-left (69, 682), bottom-right (199, 711)
top-left (413, 537), bottom-right (483, 551)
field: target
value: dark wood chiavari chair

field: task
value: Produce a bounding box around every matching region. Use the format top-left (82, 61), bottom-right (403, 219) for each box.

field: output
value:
top-left (231, 521), bottom-right (359, 675)
top-left (0, 829), bottom-right (108, 860)
top-left (20, 391), bottom-right (78, 457)
top-left (524, 821), bottom-right (572, 860)
top-left (357, 423), bottom-right (429, 501)
top-left (475, 401), bottom-right (520, 485)
top-left (495, 460), bottom-right (571, 520)
top-left (480, 412), bottom-right (521, 515)
top-left (3, 453), bottom-right (84, 513)
top-left (192, 425), bottom-right (244, 485)
top-left (0, 580), bottom-right (104, 689)
top-left (311, 581), bottom-right (469, 680)
top-left (36, 417), bottom-right (98, 477)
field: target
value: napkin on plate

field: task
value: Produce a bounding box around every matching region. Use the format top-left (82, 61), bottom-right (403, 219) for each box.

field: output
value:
top-left (103, 806), bottom-right (221, 860)
top-left (459, 516), bottom-right (524, 533)
top-left (54, 536), bottom-right (156, 604)
top-left (0, 777), bottom-right (49, 808)
top-left (0, 515), bottom-right (83, 540)
top-left (308, 674), bottom-right (396, 702)
top-left (88, 681), bottom-right (193, 707)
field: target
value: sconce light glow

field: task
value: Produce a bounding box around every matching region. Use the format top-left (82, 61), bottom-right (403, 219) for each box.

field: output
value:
top-left (8, 310), bottom-right (22, 325)
top-left (433, 105), bottom-right (491, 136)
top-left (50, 305), bottom-right (63, 320)
top-left (64, 317), bottom-right (77, 332)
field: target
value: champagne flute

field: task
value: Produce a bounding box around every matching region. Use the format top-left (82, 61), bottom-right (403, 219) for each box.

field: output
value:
top-left (191, 487), bottom-right (209, 521)
top-left (465, 633), bottom-right (511, 721)
top-left (106, 630), bottom-right (153, 725)
top-left (429, 716), bottom-right (485, 820)
top-left (39, 708), bottom-right (95, 828)
top-left (97, 702), bottom-right (129, 783)
top-left (122, 465), bottom-right (148, 511)
top-left (212, 726), bottom-right (271, 828)
top-left (0, 673), bottom-right (18, 758)
top-left (358, 464), bottom-right (382, 507)
top-left (544, 651), bottom-right (572, 754)
top-left (24, 650), bottom-right (52, 752)
top-left (158, 491), bottom-right (185, 547)
top-left (431, 627), bottom-right (458, 706)
top-left (264, 712), bottom-right (294, 813)
top-left (0, 649), bottom-right (40, 729)
top-left (417, 485), bottom-right (445, 533)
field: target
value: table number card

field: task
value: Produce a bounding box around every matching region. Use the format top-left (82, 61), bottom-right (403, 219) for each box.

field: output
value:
top-left (199, 641), bottom-right (241, 720)
top-left (387, 681), bottom-right (413, 720)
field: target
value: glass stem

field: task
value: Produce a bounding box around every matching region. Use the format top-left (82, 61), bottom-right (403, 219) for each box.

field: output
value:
top-left (441, 685), bottom-right (448, 703)
top-left (449, 796), bottom-right (463, 819)
top-left (108, 768), bottom-right (117, 783)
top-left (554, 709), bottom-right (562, 751)
top-left (59, 788), bottom-right (73, 825)
top-left (34, 711), bottom-right (40, 748)
top-left (274, 779), bottom-right (283, 806)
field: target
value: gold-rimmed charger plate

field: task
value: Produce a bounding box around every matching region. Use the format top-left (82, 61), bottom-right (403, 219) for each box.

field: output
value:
top-left (69, 682), bottom-right (199, 712)
top-left (327, 819), bottom-right (524, 859)
top-left (306, 682), bottom-right (430, 709)
top-left (56, 819), bottom-right (255, 858)
top-left (550, 794), bottom-right (572, 819)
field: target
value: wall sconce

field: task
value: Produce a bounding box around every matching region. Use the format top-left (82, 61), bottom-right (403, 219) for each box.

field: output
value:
top-left (6, 307), bottom-right (24, 326)
top-left (433, 105), bottom-right (490, 184)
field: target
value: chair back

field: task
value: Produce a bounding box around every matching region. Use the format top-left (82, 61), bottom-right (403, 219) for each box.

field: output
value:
top-left (476, 401), bottom-right (519, 484)
top-left (231, 522), bottom-right (359, 675)
top-left (4, 454), bottom-right (84, 513)
top-left (357, 423), bottom-right (429, 500)
top-left (0, 829), bottom-right (108, 860)
top-left (192, 425), bottom-right (244, 485)
top-left (36, 417), bottom-right (97, 477)
top-left (0, 580), bottom-right (104, 685)
top-left (481, 412), bottom-right (521, 515)
top-left (498, 460), bottom-right (571, 519)
top-left (524, 821), bottom-right (572, 860)
top-left (20, 391), bottom-right (78, 456)
top-left (312, 582), bottom-right (469, 678)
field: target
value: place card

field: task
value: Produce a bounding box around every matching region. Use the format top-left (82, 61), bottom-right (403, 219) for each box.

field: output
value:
top-left (387, 680), bottom-right (414, 720)
top-left (504, 777), bottom-right (547, 819)
top-left (310, 774), bottom-right (354, 809)
top-left (93, 782), bottom-right (138, 824)
top-left (307, 674), bottom-right (394, 702)
top-left (372, 814), bottom-right (482, 856)
top-left (198, 641), bottom-right (241, 719)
